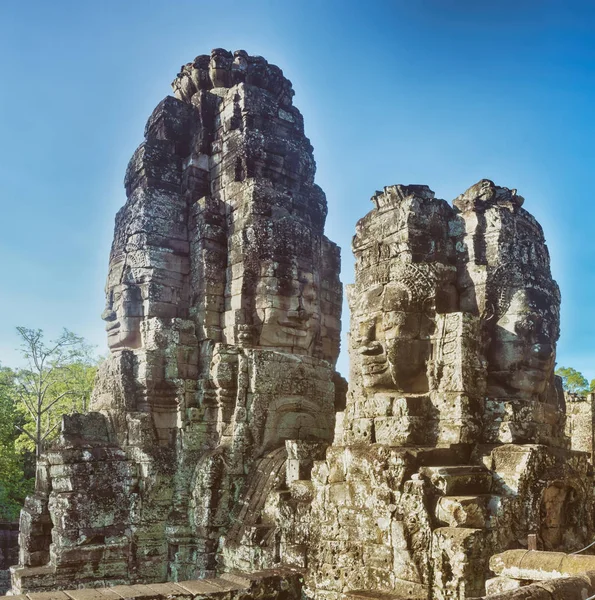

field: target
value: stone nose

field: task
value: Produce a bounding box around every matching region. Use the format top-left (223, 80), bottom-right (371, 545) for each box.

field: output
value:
top-left (531, 343), bottom-right (553, 361)
top-left (102, 308), bottom-right (117, 322)
top-left (359, 341), bottom-right (383, 356)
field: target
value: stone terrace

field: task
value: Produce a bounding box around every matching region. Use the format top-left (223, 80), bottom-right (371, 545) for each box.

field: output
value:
top-left (5, 569), bottom-right (301, 600)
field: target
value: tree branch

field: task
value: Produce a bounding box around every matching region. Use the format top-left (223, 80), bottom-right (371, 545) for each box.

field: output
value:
top-left (16, 389), bottom-right (37, 420)
top-left (15, 424), bottom-right (37, 443)
top-left (41, 422), bottom-right (60, 441)
top-left (40, 390), bottom-right (74, 415)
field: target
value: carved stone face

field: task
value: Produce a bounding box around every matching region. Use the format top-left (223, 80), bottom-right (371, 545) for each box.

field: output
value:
top-left (354, 281), bottom-right (433, 393)
top-left (102, 268), bottom-right (143, 351)
top-left (255, 270), bottom-right (320, 353)
top-left (487, 288), bottom-right (558, 398)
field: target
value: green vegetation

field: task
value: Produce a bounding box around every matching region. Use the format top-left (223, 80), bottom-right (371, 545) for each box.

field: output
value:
top-left (0, 366), bottom-right (29, 520)
top-left (555, 366), bottom-right (595, 396)
top-left (0, 328), bottom-right (99, 520)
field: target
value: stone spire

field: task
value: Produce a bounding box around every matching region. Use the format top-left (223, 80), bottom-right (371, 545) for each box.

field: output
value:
top-left (12, 49), bottom-right (342, 592)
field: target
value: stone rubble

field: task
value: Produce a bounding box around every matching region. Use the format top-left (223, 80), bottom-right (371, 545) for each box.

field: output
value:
top-left (9, 50), bottom-right (595, 600)
top-left (480, 549), bottom-right (595, 598)
top-left (480, 574), bottom-right (595, 600)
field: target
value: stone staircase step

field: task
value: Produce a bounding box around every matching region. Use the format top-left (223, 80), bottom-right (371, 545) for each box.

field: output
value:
top-left (4, 569), bottom-right (303, 600)
top-left (404, 446), bottom-right (471, 467)
top-left (25, 593), bottom-right (71, 600)
top-left (420, 465), bottom-right (492, 495)
top-left (63, 588), bottom-right (122, 600)
top-left (109, 585), bottom-right (161, 599)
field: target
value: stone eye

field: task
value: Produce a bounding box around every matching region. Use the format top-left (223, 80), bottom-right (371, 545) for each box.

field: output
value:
top-left (302, 284), bottom-right (318, 303)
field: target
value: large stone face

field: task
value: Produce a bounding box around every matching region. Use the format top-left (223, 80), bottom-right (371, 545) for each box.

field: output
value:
top-left (454, 180), bottom-right (561, 403)
top-left (345, 185), bottom-right (465, 448)
top-left (350, 185), bottom-right (457, 395)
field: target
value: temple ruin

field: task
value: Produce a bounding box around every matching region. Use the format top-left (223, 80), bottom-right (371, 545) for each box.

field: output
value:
top-left (8, 50), bottom-right (595, 600)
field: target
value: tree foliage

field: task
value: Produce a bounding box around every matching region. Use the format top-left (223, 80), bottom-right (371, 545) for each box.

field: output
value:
top-left (555, 366), bottom-right (590, 395)
top-left (0, 366), bottom-right (31, 520)
top-left (0, 328), bottom-right (99, 519)
top-left (13, 328), bottom-right (98, 458)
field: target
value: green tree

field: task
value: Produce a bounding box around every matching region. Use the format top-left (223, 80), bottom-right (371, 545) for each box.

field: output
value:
top-left (13, 328), bottom-right (98, 459)
top-left (0, 366), bottom-right (31, 519)
top-left (555, 366), bottom-right (589, 395)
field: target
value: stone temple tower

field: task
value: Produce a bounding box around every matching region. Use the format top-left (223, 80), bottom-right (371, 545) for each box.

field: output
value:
top-left (10, 49), bottom-right (593, 600)
top-left (12, 49), bottom-right (342, 592)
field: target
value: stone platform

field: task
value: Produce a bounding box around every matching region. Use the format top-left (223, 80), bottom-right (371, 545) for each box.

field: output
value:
top-left (4, 569), bottom-right (301, 600)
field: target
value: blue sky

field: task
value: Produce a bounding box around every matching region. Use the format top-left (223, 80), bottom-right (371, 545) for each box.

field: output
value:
top-left (1, 0), bottom-right (594, 381)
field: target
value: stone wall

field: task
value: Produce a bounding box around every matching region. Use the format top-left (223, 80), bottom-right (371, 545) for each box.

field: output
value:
top-left (566, 392), bottom-right (595, 458)
top-left (0, 522), bottom-right (18, 595)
